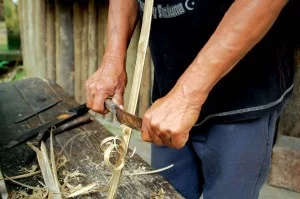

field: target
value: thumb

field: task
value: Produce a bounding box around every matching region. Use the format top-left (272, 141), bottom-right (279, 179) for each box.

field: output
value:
top-left (111, 92), bottom-right (124, 109)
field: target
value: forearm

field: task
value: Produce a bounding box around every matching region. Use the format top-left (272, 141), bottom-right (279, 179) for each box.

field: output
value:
top-left (177, 0), bottom-right (288, 105)
top-left (104, 0), bottom-right (139, 64)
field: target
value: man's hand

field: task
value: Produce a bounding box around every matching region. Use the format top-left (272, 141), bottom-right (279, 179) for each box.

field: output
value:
top-left (86, 56), bottom-right (127, 113)
top-left (141, 86), bottom-right (205, 149)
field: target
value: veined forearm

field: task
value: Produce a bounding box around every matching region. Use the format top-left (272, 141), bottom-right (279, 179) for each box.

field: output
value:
top-left (177, 0), bottom-right (288, 105)
top-left (105, 0), bottom-right (139, 61)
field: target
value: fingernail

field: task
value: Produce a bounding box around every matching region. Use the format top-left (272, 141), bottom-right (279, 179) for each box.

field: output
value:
top-left (119, 105), bottom-right (124, 110)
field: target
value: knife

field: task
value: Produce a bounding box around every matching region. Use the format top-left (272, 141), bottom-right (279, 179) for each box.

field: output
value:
top-left (104, 99), bottom-right (142, 131)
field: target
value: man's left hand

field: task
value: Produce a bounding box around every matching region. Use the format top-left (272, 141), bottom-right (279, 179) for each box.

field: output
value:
top-left (141, 87), bottom-right (203, 149)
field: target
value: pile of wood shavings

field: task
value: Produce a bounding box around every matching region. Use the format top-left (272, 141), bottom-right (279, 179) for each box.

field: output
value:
top-left (2, 128), bottom-right (174, 198)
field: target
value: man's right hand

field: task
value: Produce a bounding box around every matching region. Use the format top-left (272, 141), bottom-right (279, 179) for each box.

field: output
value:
top-left (86, 56), bottom-right (127, 114)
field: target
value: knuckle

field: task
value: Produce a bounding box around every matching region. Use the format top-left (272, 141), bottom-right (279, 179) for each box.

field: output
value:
top-left (151, 121), bottom-right (160, 130)
top-left (95, 84), bottom-right (103, 92)
top-left (174, 144), bottom-right (183, 149)
top-left (88, 83), bottom-right (95, 90)
top-left (143, 113), bottom-right (151, 120)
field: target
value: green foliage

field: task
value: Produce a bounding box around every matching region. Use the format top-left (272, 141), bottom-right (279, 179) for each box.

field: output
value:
top-left (4, 0), bottom-right (19, 35)
top-left (0, 60), bottom-right (9, 69)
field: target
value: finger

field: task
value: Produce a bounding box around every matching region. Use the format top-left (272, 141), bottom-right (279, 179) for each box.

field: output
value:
top-left (159, 133), bottom-right (173, 148)
top-left (147, 124), bottom-right (164, 146)
top-left (171, 134), bottom-right (188, 149)
top-left (92, 92), bottom-right (109, 114)
top-left (141, 124), bottom-right (152, 142)
top-left (86, 83), bottom-right (95, 108)
top-left (111, 92), bottom-right (124, 107)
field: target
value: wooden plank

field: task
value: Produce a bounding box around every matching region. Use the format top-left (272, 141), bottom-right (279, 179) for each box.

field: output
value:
top-left (97, 1), bottom-right (107, 67)
top-left (88, 0), bottom-right (98, 76)
top-left (55, 0), bottom-right (74, 97)
top-left (46, 0), bottom-right (56, 81)
top-left (35, 0), bottom-right (46, 77)
top-left (23, 0), bottom-right (35, 77)
top-left (73, 0), bottom-right (83, 102)
top-left (80, 2), bottom-right (88, 103)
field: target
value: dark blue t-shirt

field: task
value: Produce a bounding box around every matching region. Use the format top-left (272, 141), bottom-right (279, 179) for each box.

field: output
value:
top-left (137, 0), bottom-right (297, 127)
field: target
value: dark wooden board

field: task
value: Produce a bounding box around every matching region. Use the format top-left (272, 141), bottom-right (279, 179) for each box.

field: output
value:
top-left (0, 78), bottom-right (183, 198)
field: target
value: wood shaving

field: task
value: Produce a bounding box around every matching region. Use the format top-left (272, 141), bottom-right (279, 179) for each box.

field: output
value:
top-left (124, 164), bottom-right (174, 176)
top-left (0, 171), bottom-right (40, 181)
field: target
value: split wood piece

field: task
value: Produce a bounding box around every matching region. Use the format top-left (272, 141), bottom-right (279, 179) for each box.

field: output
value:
top-left (73, 1), bottom-right (83, 102)
top-left (46, 0), bottom-right (56, 81)
top-left (107, 0), bottom-right (154, 198)
top-left (29, 141), bottom-right (62, 199)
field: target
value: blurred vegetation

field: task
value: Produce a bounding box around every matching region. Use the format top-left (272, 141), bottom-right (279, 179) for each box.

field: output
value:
top-left (4, 0), bottom-right (20, 50)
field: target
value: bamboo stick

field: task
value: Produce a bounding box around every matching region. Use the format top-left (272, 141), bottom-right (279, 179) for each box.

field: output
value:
top-left (107, 0), bottom-right (154, 198)
top-left (73, 1), bottom-right (83, 102)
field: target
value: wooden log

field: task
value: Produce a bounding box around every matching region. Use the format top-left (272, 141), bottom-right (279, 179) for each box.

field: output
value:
top-left (35, 0), bottom-right (46, 77)
top-left (88, 0), bottom-right (98, 76)
top-left (55, 0), bottom-right (74, 97)
top-left (73, 1), bottom-right (83, 102)
top-left (46, 0), bottom-right (56, 82)
top-left (80, 2), bottom-right (89, 103)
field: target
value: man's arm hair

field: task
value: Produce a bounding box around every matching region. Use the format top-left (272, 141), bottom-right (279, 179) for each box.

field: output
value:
top-left (105, 0), bottom-right (139, 64)
top-left (175, 0), bottom-right (288, 105)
